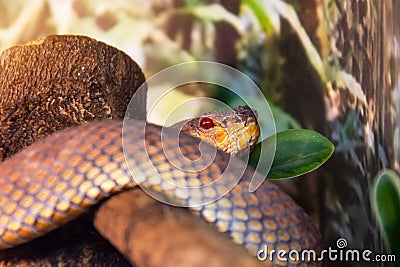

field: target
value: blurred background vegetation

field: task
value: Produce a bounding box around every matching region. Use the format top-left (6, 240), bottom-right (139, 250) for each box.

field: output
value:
top-left (0, 0), bottom-right (399, 266)
top-left (0, 0), bottom-right (310, 128)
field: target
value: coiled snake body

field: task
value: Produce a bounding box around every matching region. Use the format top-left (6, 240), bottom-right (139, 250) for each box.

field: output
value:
top-left (0, 35), bottom-right (321, 266)
top-left (0, 109), bottom-right (321, 266)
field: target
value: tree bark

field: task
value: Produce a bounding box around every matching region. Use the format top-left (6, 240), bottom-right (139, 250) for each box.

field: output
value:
top-left (94, 189), bottom-right (263, 267)
top-left (279, 1), bottom-right (399, 266)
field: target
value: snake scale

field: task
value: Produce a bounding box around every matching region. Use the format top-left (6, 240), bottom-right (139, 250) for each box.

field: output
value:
top-left (0, 35), bottom-right (321, 266)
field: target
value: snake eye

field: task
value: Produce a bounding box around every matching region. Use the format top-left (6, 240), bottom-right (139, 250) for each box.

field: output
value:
top-left (200, 117), bottom-right (214, 130)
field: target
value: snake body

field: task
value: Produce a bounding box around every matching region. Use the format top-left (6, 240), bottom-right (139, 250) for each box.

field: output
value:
top-left (0, 113), bottom-right (321, 266)
top-left (0, 35), bottom-right (321, 266)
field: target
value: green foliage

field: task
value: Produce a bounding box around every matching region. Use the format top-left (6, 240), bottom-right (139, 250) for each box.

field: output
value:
top-left (242, 0), bottom-right (325, 80)
top-left (250, 129), bottom-right (334, 179)
top-left (242, 0), bottom-right (275, 37)
top-left (270, 104), bottom-right (301, 131)
top-left (371, 170), bottom-right (400, 266)
top-left (185, 4), bottom-right (243, 33)
top-left (242, 0), bottom-right (367, 106)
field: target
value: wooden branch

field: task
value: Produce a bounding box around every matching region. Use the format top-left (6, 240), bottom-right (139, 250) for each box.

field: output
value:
top-left (94, 189), bottom-right (265, 267)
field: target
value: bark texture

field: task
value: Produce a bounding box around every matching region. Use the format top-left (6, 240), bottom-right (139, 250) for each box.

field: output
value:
top-left (95, 189), bottom-right (264, 267)
top-left (280, 1), bottom-right (399, 266)
top-left (0, 35), bottom-right (146, 160)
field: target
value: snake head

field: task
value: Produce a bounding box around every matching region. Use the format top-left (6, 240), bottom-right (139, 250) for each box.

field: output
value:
top-left (174, 105), bottom-right (260, 155)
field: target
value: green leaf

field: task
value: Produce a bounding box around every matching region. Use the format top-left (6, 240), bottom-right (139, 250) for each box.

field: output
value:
top-left (242, 0), bottom-right (276, 37)
top-left (250, 129), bottom-right (334, 179)
top-left (185, 4), bottom-right (245, 34)
top-left (371, 170), bottom-right (400, 264)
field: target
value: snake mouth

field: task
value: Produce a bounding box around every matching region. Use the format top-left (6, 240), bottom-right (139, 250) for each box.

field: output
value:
top-left (216, 122), bottom-right (260, 155)
top-left (223, 106), bottom-right (260, 154)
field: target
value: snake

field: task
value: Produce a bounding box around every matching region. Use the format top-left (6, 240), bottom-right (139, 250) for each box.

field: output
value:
top-left (0, 36), bottom-right (321, 266)
top-left (0, 105), bottom-right (321, 266)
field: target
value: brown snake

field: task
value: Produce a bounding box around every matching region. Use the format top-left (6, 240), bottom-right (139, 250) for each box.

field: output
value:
top-left (0, 35), bottom-right (322, 266)
top-left (0, 106), bottom-right (321, 266)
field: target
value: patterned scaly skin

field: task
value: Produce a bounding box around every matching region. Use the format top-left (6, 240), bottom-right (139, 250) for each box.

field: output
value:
top-left (0, 107), bottom-right (321, 266)
top-left (173, 106), bottom-right (260, 155)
